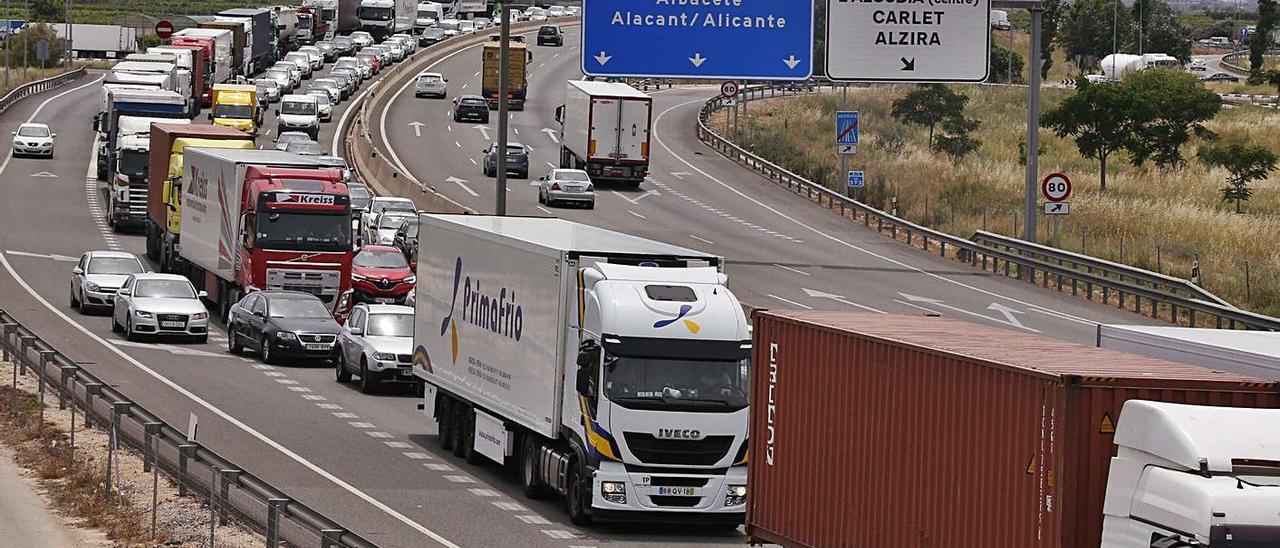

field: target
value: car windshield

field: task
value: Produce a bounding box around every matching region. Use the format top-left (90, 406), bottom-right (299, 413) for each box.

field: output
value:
top-left (134, 279), bottom-right (197, 299)
top-left (257, 80), bottom-right (278, 89)
top-left (308, 92), bottom-right (331, 105)
top-left (539, 27), bottom-right (555, 35)
top-left (379, 215), bottom-right (414, 229)
top-left (556, 171), bottom-right (590, 182)
top-left (256, 212), bottom-right (351, 251)
top-left (286, 141), bottom-right (323, 155)
top-left (374, 200), bottom-right (415, 214)
top-left (418, 75), bottom-right (441, 83)
top-left (17, 126), bottom-right (49, 137)
top-left (315, 79), bottom-right (337, 88)
top-left (87, 257), bottom-right (143, 275)
top-left (267, 70), bottom-right (289, 81)
top-left (504, 145), bottom-right (527, 155)
top-left (605, 354), bottom-right (750, 410)
top-left (353, 32), bottom-right (372, 40)
top-left (118, 149), bottom-right (149, 178)
top-left (348, 185), bottom-right (372, 209)
top-left (461, 98), bottom-right (485, 106)
top-left (278, 133), bottom-right (308, 144)
top-left (214, 103), bottom-right (252, 119)
top-left (365, 313), bottom-right (413, 337)
top-left (424, 29), bottom-right (443, 37)
top-left (336, 60), bottom-right (357, 69)
top-left (355, 249), bottom-right (408, 268)
top-left (281, 101), bottom-right (316, 115)
top-left (268, 297), bottom-right (331, 318)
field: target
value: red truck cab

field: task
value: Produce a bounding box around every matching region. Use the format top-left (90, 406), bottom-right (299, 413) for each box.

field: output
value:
top-left (172, 37), bottom-right (215, 106)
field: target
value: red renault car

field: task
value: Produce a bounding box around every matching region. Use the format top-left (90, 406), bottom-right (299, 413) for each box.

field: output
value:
top-left (350, 245), bottom-right (415, 305)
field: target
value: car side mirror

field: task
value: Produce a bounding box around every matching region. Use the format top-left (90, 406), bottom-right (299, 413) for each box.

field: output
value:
top-left (349, 327), bottom-right (363, 336)
top-left (538, 176), bottom-right (546, 181)
top-left (117, 290), bottom-right (131, 297)
top-left (197, 290), bottom-right (208, 299)
top-left (275, 109), bottom-right (281, 116)
top-left (253, 310), bottom-right (265, 318)
top-left (71, 267), bottom-right (83, 275)
top-left (51, 134), bottom-right (56, 139)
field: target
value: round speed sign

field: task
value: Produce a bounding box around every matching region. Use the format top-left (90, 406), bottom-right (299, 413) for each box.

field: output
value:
top-left (1041, 172), bottom-right (1071, 203)
top-left (720, 80), bottom-right (739, 99)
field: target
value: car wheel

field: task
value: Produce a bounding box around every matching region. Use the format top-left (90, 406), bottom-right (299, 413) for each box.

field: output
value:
top-left (520, 434), bottom-right (547, 499)
top-left (228, 327), bottom-right (244, 354)
top-left (261, 336), bottom-right (275, 364)
top-left (124, 317), bottom-right (138, 342)
top-left (538, 191), bottom-right (545, 204)
top-left (194, 334), bottom-right (208, 345)
top-left (335, 351), bottom-right (352, 382)
top-left (111, 313), bottom-right (121, 332)
top-left (70, 286), bottom-right (79, 309)
top-left (565, 461), bottom-right (593, 525)
top-left (359, 359), bottom-right (377, 394)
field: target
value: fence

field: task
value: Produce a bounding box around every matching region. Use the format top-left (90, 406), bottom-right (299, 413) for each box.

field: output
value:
top-left (1221, 49), bottom-right (1280, 74)
top-left (695, 84), bottom-right (1280, 331)
top-left (0, 67), bottom-right (84, 115)
top-left (0, 308), bottom-right (376, 547)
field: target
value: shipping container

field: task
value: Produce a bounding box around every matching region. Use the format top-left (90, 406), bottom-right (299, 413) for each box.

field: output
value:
top-left (747, 311), bottom-right (1280, 548)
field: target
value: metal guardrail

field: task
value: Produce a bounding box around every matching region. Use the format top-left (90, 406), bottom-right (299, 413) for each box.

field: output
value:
top-left (696, 85), bottom-right (1280, 331)
top-left (0, 308), bottom-right (377, 548)
top-left (1221, 49), bottom-right (1280, 74)
top-left (0, 68), bottom-right (85, 115)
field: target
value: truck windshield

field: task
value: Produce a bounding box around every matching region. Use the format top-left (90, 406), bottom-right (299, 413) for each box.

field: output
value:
top-left (358, 7), bottom-right (393, 20)
top-left (256, 212), bottom-right (351, 251)
top-left (214, 103), bottom-right (252, 119)
top-left (605, 355), bottom-right (750, 411)
top-left (118, 149), bottom-right (149, 179)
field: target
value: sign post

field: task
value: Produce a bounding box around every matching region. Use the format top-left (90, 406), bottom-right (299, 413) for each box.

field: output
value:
top-left (582, 1), bottom-right (814, 80)
top-left (836, 111), bottom-right (859, 194)
top-left (825, 0), bottom-right (991, 82)
top-left (1041, 173), bottom-right (1072, 248)
top-left (722, 81), bottom-right (739, 134)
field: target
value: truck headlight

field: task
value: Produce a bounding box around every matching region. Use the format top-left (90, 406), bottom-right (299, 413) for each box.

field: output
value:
top-left (275, 331), bottom-right (298, 341)
top-left (601, 481), bottom-right (626, 504)
top-left (374, 352), bottom-right (396, 361)
top-left (726, 485), bottom-right (747, 506)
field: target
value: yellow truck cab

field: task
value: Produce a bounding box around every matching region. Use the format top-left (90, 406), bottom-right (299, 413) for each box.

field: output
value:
top-left (162, 138), bottom-right (256, 236)
top-left (209, 84), bottom-right (259, 135)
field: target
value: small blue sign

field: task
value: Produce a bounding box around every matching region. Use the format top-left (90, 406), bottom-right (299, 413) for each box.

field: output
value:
top-left (836, 111), bottom-right (859, 146)
top-left (581, 0), bottom-right (814, 80)
top-left (848, 171), bottom-right (865, 189)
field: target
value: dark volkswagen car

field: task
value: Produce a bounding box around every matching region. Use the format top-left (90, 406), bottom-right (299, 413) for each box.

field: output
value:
top-left (453, 95), bottom-right (490, 123)
top-left (227, 291), bottom-right (341, 364)
top-left (537, 25), bottom-right (563, 46)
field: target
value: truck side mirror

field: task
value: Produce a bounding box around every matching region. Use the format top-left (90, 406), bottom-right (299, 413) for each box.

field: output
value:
top-left (554, 105), bottom-right (564, 124)
top-left (575, 366), bottom-right (592, 395)
top-left (207, 112), bottom-right (213, 121)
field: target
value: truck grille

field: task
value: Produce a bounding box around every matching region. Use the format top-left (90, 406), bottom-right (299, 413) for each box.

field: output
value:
top-left (649, 496), bottom-right (702, 508)
top-left (622, 433), bottom-right (734, 466)
top-left (266, 269), bottom-right (341, 303)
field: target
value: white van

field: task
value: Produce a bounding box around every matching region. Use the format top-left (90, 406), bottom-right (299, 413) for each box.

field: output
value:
top-left (276, 94), bottom-right (320, 139)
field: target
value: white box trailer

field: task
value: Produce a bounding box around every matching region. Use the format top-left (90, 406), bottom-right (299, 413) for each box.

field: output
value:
top-left (556, 80), bottom-right (652, 186)
top-left (173, 28), bottom-right (234, 85)
top-left (414, 215), bottom-right (751, 524)
top-left (1097, 324), bottom-right (1280, 381)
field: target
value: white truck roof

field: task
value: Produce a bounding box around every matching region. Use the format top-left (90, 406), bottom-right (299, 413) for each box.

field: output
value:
top-left (107, 88), bottom-right (185, 104)
top-left (427, 215), bottom-right (714, 259)
top-left (1115, 400), bottom-right (1280, 472)
top-left (1098, 324), bottom-right (1280, 380)
top-left (567, 80), bottom-right (649, 99)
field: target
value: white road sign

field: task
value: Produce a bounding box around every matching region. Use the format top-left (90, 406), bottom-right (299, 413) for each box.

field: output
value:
top-left (1044, 202), bottom-right (1070, 215)
top-left (825, 0), bottom-right (991, 82)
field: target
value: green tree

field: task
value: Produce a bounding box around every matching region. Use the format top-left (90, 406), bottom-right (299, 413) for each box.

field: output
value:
top-left (932, 117), bottom-right (982, 162)
top-left (990, 39), bottom-right (1025, 84)
top-left (1128, 0), bottom-right (1191, 61)
top-left (1122, 69), bottom-right (1221, 168)
top-left (1253, 0), bottom-right (1279, 73)
top-left (890, 84), bottom-right (968, 147)
top-left (1041, 80), bottom-right (1135, 192)
top-left (6, 24), bottom-right (64, 67)
top-left (29, 0), bottom-right (61, 22)
top-left (1060, 0), bottom-right (1128, 72)
top-left (1040, 0), bottom-right (1064, 79)
top-left (1199, 140), bottom-right (1278, 213)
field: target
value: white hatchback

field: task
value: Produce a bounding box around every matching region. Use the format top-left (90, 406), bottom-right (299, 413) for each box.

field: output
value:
top-left (12, 122), bottom-right (54, 158)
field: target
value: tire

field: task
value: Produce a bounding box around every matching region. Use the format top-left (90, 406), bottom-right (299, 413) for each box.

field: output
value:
top-left (437, 397), bottom-right (454, 451)
top-left (124, 317), bottom-right (138, 342)
top-left (111, 313), bottom-right (121, 333)
top-left (227, 326), bottom-right (243, 354)
top-left (451, 404), bottom-right (469, 458)
top-left (565, 461), bottom-right (593, 526)
top-left (261, 336), bottom-right (275, 364)
top-left (519, 434), bottom-right (547, 499)
top-left (335, 351), bottom-right (352, 382)
top-left (70, 286), bottom-right (79, 309)
top-left (194, 335), bottom-right (208, 345)
top-left (145, 227), bottom-right (160, 261)
top-left (359, 359), bottom-right (377, 394)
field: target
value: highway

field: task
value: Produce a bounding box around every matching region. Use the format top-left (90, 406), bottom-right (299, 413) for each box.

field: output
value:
top-left (0, 25), bottom-right (1157, 548)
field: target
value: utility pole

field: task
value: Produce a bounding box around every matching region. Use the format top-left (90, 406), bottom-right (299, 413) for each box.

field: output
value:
top-left (1024, 5), bottom-right (1043, 243)
top-left (494, 2), bottom-right (511, 215)
top-left (4, 0), bottom-right (9, 91)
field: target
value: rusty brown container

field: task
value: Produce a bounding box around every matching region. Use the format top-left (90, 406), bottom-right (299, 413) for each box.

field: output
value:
top-left (146, 123), bottom-right (252, 228)
top-left (746, 311), bottom-right (1280, 548)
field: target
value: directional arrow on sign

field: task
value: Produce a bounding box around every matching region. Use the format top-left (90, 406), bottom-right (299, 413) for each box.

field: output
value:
top-left (31, 171), bottom-right (57, 178)
top-left (783, 55), bottom-right (802, 69)
top-left (408, 121), bottom-right (425, 137)
top-left (540, 127), bottom-right (559, 144)
top-left (802, 288), bottom-right (887, 314)
top-left (445, 176), bottom-right (478, 197)
top-left (473, 125), bottom-right (491, 141)
top-left (898, 293), bottom-right (1039, 332)
top-left (593, 51), bottom-right (612, 66)
top-left (900, 57), bottom-right (916, 71)
top-left (689, 53), bottom-right (707, 68)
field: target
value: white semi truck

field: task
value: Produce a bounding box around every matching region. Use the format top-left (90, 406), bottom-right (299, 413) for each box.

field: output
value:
top-left (1100, 53), bottom-right (1182, 81)
top-left (359, 0), bottom-right (415, 40)
top-left (413, 215), bottom-right (751, 525)
top-left (1101, 400), bottom-right (1280, 546)
top-left (556, 81), bottom-right (652, 187)
top-left (1098, 324), bottom-right (1280, 381)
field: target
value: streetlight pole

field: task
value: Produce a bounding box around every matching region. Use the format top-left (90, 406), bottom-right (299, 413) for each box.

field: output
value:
top-left (494, 2), bottom-right (511, 215)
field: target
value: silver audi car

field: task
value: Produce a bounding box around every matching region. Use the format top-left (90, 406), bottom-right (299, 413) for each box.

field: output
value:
top-left (111, 273), bottom-right (210, 343)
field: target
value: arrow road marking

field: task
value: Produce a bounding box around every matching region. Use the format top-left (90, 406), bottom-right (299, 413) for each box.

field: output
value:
top-left (594, 51), bottom-right (612, 66)
top-left (802, 288), bottom-right (887, 314)
top-left (473, 125), bottom-right (491, 141)
top-left (669, 172), bottom-right (691, 179)
top-left (540, 127), bottom-right (560, 144)
top-left (408, 121), bottom-right (425, 137)
top-left (898, 293), bottom-right (1040, 332)
top-left (609, 190), bottom-right (659, 204)
top-left (446, 176), bottom-right (478, 197)
top-left (783, 55), bottom-right (802, 69)
top-left (5, 250), bottom-right (78, 262)
top-left (988, 303), bottom-right (1030, 330)
top-left (900, 57), bottom-right (916, 71)
top-left (31, 171), bottom-right (57, 178)
top-left (689, 53), bottom-right (707, 68)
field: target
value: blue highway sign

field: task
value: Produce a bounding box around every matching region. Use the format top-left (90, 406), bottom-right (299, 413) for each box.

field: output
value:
top-left (836, 111), bottom-right (859, 145)
top-left (848, 171), bottom-right (865, 189)
top-left (581, 0), bottom-right (814, 80)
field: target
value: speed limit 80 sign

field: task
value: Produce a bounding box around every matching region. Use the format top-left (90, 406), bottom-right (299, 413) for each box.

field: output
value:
top-left (1041, 173), bottom-right (1072, 203)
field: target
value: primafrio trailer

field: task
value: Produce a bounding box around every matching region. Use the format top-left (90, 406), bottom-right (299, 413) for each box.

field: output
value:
top-left (413, 215), bottom-right (751, 525)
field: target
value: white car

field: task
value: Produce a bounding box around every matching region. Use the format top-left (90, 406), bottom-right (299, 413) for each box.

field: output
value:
top-left (284, 52), bottom-right (314, 79)
top-left (12, 122), bottom-right (55, 158)
top-left (306, 89), bottom-right (334, 122)
top-left (335, 303), bottom-right (417, 393)
top-left (254, 78), bottom-right (283, 102)
top-left (390, 33), bottom-right (417, 54)
top-left (1190, 59), bottom-right (1208, 71)
top-left (367, 211), bottom-right (417, 246)
top-left (70, 250), bottom-right (145, 313)
top-left (547, 6), bottom-right (565, 17)
top-left (537, 168), bottom-right (595, 209)
top-left (275, 131), bottom-right (312, 151)
top-left (439, 19), bottom-right (461, 37)
top-left (111, 273), bottom-right (210, 343)
top-left (458, 20), bottom-right (476, 34)
top-left (350, 31), bottom-right (374, 49)
top-left (297, 46), bottom-right (324, 69)
top-left (360, 196), bottom-right (416, 242)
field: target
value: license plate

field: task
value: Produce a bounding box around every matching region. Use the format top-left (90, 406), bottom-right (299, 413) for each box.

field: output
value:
top-left (399, 369), bottom-right (413, 377)
top-left (375, 297), bottom-right (396, 303)
top-left (656, 486), bottom-right (699, 497)
top-left (160, 321), bottom-right (185, 328)
top-left (305, 343), bottom-right (330, 351)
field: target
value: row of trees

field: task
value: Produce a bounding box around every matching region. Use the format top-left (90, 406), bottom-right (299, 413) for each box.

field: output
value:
top-left (1056, 0), bottom-right (1191, 73)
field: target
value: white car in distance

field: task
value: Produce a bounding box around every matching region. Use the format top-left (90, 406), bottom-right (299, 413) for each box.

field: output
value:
top-left (12, 122), bottom-right (55, 158)
top-left (335, 303), bottom-right (417, 393)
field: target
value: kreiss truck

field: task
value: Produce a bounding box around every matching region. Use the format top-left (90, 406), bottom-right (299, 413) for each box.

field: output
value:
top-left (556, 81), bottom-right (652, 187)
top-left (414, 215), bottom-right (750, 525)
top-left (145, 123), bottom-right (255, 274)
top-left (481, 40), bottom-right (530, 111)
top-left (180, 148), bottom-right (354, 321)
top-left (97, 89), bottom-right (189, 230)
top-left (358, 0), bottom-right (415, 40)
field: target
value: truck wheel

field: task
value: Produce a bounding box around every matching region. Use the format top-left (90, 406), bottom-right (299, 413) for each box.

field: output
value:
top-left (437, 397), bottom-right (454, 451)
top-left (451, 404), bottom-right (471, 459)
top-left (145, 227), bottom-right (160, 261)
top-left (565, 462), bottom-right (593, 526)
top-left (519, 435), bottom-right (547, 499)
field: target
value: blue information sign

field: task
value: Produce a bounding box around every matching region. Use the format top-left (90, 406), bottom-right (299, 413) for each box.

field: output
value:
top-left (581, 0), bottom-right (814, 80)
top-left (848, 171), bottom-right (865, 189)
top-left (836, 111), bottom-right (859, 146)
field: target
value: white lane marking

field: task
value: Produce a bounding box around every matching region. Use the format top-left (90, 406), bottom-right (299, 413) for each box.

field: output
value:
top-left (443, 475), bottom-right (475, 483)
top-left (801, 287), bottom-right (888, 314)
top-left (425, 463), bottom-right (453, 471)
top-left (469, 158), bottom-right (477, 165)
top-left (317, 403), bottom-right (343, 410)
top-left (301, 394), bottom-right (326, 401)
top-left (0, 253), bottom-right (462, 547)
top-left (774, 263), bottom-right (810, 276)
top-left (451, 178), bottom-right (479, 196)
top-left (251, 363), bottom-right (272, 370)
top-left (287, 386), bottom-right (313, 392)
top-left (275, 378), bottom-right (299, 385)
top-left (652, 98), bottom-right (1097, 326)
top-left (516, 515), bottom-right (550, 525)
top-left (403, 452), bottom-right (431, 460)
top-left (385, 441), bottom-right (412, 448)
top-left (473, 71), bottom-right (480, 77)
top-left (545, 161), bottom-right (556, 169)
top-left (454, 140), bottom-right (461, 148)
top-left (689, 235), bottom-right (715, 245)
top-left (468, 488), bottom-right (498, 497)
top-left (349, 421), bottom-right (376, 428)
top-left (899, 292), bottom-right (1040, 332)
top-left (107, 340), bottom-right (234, 359)
top-left (543, 530), bottom-right (577, 539)
top-left (627, 210), bottom-right (646, 219)
top-left (768, 294), bottom-right (813, 310)
top-left (4, 250), bottom-right (78, 261)
top-left (492, 501), bottom-right (526, 512)
top-left (367, 431), bottom-right (394, 439)
top-left (332, 411), bottom-right (358, 418)
top-left (894, 298), bottom-right (943, 316)
top-left (447, 124), bottom-right (452, 132)
top-left (536, 205), bottom-right (552, 215)
top-left (263, 371), bottom-right (286, 377)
